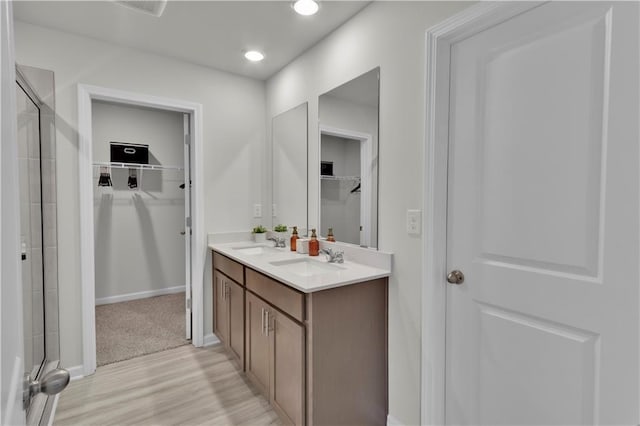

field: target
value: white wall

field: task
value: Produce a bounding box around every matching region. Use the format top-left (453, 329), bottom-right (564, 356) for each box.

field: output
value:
top-left (92, 101), bottom-right (185, 301)
top-left (266, 2), bottom-right (472, 424)
top-left (15, 21), bottom-right (267, 370)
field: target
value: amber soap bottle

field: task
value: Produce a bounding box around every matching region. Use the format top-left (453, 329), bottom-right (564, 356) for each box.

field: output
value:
top-left (290, 226), bottom-right (299, 252)
top-left (326, 227), bottom-right (335, 242)
top-left (309, 229), bottom-right (319, 256)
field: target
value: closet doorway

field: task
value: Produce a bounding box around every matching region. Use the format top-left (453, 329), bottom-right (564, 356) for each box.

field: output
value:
top-left (78, 85), bottom-right (204, 376)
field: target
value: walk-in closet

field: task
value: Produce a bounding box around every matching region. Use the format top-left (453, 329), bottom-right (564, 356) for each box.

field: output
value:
top-left (92, 100), bottom-right (189, 366)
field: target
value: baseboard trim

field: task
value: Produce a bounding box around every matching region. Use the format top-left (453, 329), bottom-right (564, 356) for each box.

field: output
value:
top-left (203, 333), bottom-right (221, 347)
top-left (387, 414), bottom-right (403, 426)
top-left (95, 285), bottom-right (185, 306)
top-left (66, 365), bottom-right (84, 381)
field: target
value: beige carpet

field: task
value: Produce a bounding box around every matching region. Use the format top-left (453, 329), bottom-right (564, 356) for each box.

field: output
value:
top-left (96, 292), bottom-right (189, 366)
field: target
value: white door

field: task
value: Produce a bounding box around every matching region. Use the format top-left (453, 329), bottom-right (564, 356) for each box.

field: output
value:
top-left (1, 1), bottom-right (25, 424)
top-left (183, 113), bottom-right (192, 340)
top-left (446, 2), bottom-right (639, 425)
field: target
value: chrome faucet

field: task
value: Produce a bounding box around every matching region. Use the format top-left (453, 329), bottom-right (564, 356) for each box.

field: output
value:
top-left (268, 236), bottom-right (287, 248)
top-left (320, 248), bottom-right (344, 263)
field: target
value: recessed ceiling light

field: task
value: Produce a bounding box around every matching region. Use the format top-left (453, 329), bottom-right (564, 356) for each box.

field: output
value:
top-left (293, 0), bottom-right (319, 16)
top-left (244, 51), bottom-right (265, 62)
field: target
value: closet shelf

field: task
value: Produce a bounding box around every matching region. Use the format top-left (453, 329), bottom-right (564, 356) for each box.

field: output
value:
top-left (321, 175), bottom-right (360, 181)
top-left (93, 161), bottom-right (184, 171)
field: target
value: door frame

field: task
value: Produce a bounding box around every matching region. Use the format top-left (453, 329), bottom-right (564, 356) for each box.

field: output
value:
top-left (421, 2), bottom-right (547, 424)
top-left (318, 124), bottom-right (372, 246)
top-left (0, 1), bottom-right (26, 424)
top-left (77, 84), bottom-right (204, 376)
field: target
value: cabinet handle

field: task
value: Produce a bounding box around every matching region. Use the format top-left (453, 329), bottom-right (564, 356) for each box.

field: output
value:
top-left (225, 283), bottom-right (230, 299)
top-left (261, 308), bottom-right (265, 335)
top-left (265, 310), bottom-right (271, 337)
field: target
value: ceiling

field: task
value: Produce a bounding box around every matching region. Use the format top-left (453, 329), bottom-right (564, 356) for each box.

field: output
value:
top-left (13, 1), bottom-right (370, 81)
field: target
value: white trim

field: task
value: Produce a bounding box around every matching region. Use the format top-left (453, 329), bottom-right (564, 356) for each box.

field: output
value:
top-left (421, 2), bottom-right (547, 425)
top-left (386, 414), bottom-right (403, 426)
top-left (1, 2), bottom-right (24, 424)
top-left (318, 125), bottom-right (373, 246)
top-left (95, 285), bottom-right (185, 306)
top-left (65, 365), bottom-right (85, 382)
top-left (78, 84), bottom-right (205, 377)
top-left (202, 333), bottom-right (221, 347)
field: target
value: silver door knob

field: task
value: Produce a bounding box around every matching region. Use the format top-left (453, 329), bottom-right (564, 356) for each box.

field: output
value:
top-left (447, 270), bottom-right (464, 284)
top-left (23, 368), bottom-right (70, 409)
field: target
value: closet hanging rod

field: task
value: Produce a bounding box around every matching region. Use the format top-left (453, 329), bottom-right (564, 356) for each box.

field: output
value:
top-left (93, 161), bottom-right (184, 171)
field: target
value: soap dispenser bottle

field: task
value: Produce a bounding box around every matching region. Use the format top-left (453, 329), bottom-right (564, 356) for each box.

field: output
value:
top-left (290, 226), bottom-right (299, 252)
top-left (309, 228), bottom-right (319, 256)
top-left (326, 227), bottom-right (335, 242)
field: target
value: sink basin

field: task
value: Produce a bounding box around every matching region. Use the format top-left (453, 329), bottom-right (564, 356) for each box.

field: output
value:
top-left (269, 258), bottom-right (345, 277)
top-left (231, 245), bottom-right (281, 255)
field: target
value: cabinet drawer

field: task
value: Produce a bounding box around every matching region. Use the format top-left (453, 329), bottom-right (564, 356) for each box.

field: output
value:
top-left (213, 252), bottom-right (244, 285)
top-left (246, 268), bottom-right (304, 323)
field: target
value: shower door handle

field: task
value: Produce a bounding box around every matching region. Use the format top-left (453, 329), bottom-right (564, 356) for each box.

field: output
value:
top-left (23, 368), bottom-right (70, 410)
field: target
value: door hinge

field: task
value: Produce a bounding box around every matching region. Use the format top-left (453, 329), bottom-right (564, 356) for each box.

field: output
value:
top-left (186, 298), bottom-right (191, 310)
top-left (186, 216), bottom-right (192, 227)
top-left (184, 134), bottom-right (191, 145)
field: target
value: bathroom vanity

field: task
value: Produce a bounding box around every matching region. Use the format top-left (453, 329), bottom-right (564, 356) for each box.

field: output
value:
top-left (210, 242), bottom-right (391, 426)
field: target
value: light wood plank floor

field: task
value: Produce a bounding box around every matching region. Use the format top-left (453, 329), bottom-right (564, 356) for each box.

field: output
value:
top-left (55, 345), bottom-right (282, 425)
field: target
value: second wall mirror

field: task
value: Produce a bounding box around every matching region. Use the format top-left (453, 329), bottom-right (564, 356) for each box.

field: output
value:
top-left (318, 67), bottom-right (380, 248)
top-left (272, 102), bottom-right (308, 233)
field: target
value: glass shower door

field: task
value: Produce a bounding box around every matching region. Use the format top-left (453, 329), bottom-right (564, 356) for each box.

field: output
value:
top-left (17, 80), bottom-right (46, 382)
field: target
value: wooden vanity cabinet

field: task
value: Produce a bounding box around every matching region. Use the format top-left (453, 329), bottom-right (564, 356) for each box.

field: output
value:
top-left (213, 253), bottom-right (245, 369)
top-left (245, 291), bottom-right (270, 396)
top-left (212, 249), bottom-right (388, 426)
top-left (245, 272), bottom-right (305, 425)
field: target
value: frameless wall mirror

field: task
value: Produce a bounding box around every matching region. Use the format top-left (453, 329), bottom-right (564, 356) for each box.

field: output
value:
top-left (318, 67), bottom-right (379, 248)
top-left (272, 102), bottom-right (308, 233)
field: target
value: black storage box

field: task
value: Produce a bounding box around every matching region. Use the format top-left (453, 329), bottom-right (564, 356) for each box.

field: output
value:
top-left (321, 161), bottom-right (334, 176)
top-left (110, 142), bottom-right (149, 164)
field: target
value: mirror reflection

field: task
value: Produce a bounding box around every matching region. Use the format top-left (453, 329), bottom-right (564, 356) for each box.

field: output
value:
top-left (272, 102), bottom-right (308, 233)
top-left (319, 67), bottom-right (379, 248)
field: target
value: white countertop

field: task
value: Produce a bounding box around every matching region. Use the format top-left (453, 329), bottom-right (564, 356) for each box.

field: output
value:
top-left (209, 241), bottom-right (392, 293)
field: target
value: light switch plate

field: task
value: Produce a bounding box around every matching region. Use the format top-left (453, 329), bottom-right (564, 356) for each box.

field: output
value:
top-left (253, 204), bottom-right (262, 218)
top-left (272, 203), bottom-right (277, 217)
top-left (407, 209), bottom-right (421, 235)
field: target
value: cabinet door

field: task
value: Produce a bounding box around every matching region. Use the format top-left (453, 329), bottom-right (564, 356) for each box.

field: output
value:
top-left (213, 271), bottom-right (228, 345)
top-left (245, 292), bottom-right (270, 398)
top-left (227, 278), bottom-right (244, 368)
top-left (270, 309), bottom-right (305, 426)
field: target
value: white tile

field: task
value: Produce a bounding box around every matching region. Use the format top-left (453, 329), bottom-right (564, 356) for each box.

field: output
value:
top-left (41, 160), bottom-right (56, 204)
top-left (40, 121), bottom-right (56, 160)
top-left (22, 254), bottom-right (32, 293)
top-left (32, 291), bottom-right (44, 336)
top-left (46, 332), bottom-right (59, 360)
top-left (17, 126), bottom-right (28, 159)
top-left (26, 118), bottom-right (40, 160)
top-left (30, 205), bottom-right (42, 249)
top-left (44, 247), bottom-right (58, 291)
top-left (30, 249), bottom-right (43, 292)
top-left (45, 289), bottom-right (58, 333)
top-left (29, 159), bottom-right (41, 202)
top-left (19, 159), bottom-right (30, 201)
top-left (43, 203), bottom-right (57, 248)
top-left (32, 334), bottom-right (45, 366)
top-left (21, 203), bottom-right (32, 239)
